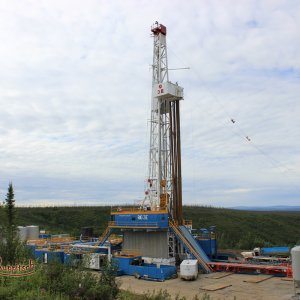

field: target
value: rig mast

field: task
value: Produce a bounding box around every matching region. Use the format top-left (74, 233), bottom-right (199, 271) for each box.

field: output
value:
top-left (145, 22), bottom-right (184, 225)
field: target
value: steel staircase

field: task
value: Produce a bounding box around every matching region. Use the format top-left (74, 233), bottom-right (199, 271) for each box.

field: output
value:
top-left (179, 225), bottom-right (210, 262)
top-left (96, 226), bottom-right (112, 246)
top-left (169, 221), bottom-right (212, 273)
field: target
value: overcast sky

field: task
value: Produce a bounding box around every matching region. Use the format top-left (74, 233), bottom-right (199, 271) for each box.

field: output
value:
top-left (0, 0), bottom-right (299, 207)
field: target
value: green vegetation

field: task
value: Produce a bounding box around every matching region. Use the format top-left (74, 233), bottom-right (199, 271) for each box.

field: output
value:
top-left (0, 185), bottom-right (121, 300)
top-left (0, 256), bottom-right (210, 300)
top-left (0, 183), bottom-right (30, 265)
top-left (15, 205), bottom-right (300, 250)
top-left (0, 259), bottom-right (120, 300)
top-left (183, 205), bottom-right (300, 249)
top-left (16, 206), bottom-right (111, 237)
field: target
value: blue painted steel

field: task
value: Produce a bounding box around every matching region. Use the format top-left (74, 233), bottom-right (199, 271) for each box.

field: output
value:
top-left (211, 239), bottom-right (217, 256)
top-left (179, 226), bottom-right (211, 262)
top-left (111, 242), bottom-right (122, 252)
top-left (197, 240), bottom-right (210, 257)
top-left (39, 234), bottom-right (51, 239)
top-left (112, 256), bottom-right (176, 280)
top-left (113, 213), bottom-right (168, 228)
top-left (261, 247), bottom-right (290, 256)
top-left (64, 253), bottom-right (82, 266)
top-left (196, 227), bottom-right (217, 258)
top-left (34, 250), bottom-right (64, 263)
top-left (196, 238), bottom-right (217, 258)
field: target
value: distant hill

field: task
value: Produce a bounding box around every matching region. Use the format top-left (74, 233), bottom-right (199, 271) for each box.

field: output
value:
top-left (231, 205), bottom-right (300, 211)
top-left (15, 205), bottom-right (300, 250)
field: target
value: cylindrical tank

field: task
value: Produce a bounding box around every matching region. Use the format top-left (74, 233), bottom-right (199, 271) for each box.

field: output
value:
top-left (26, 225), bottom-right (39, 240)
top-left (261, 247), bottom-right (290, 256)
top-left (17, 226), bottom-right (28, 242)
top-left (291, 246), bottom-right (300, 287)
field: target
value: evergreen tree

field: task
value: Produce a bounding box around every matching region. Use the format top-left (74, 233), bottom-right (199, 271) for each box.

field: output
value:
top-left (5, 182), bottom-right (16, 230)
top-left (2, 183), bottom-right (19, 264)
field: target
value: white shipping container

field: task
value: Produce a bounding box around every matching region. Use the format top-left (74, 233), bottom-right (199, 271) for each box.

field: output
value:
top-left (180, 260), bottom-right (198, 281)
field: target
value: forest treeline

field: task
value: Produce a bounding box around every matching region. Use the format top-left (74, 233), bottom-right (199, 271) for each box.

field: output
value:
top-left (16, 205), bottom-right (300, 250)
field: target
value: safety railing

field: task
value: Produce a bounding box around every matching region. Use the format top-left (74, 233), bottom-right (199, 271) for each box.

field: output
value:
top-left (194, 232), bottom-right (216, 240)
top-left (114, 249), bottom-right (142, 257)
top-left (183, 219), bottom-right (193, 226)
top-left (111, 207), bottom-right (168, 214)
top-left (96, 226), bottom-right (112, 246)
top-left (169, 221), bottom-right (212, 273)
top-left (109, 221), bottom-right (161, 228)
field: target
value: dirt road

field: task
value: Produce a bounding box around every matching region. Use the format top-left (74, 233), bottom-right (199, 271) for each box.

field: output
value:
top-left (119, 273), bottom-right (294, 300)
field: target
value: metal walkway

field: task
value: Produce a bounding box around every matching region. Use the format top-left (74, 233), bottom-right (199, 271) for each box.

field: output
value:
top-left (169, 221), bottom-right (212, 273)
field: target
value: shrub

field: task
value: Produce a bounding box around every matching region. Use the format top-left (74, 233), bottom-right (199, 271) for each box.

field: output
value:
top-left (0, 259), bottom-right (119, 300)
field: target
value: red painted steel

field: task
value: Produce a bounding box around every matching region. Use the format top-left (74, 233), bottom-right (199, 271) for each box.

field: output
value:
top-left (208, 262), bottom-right (291, 276)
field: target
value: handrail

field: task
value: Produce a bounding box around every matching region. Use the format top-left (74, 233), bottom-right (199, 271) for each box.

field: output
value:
top-left (109, 221), bottom-right (160, 228)
top-left (111, 207), bottom-right (168, 214)
top-left (183, 219), bottom-right (193, 226)
top-left (114, 249), bottom-right (142, 257)
top-left (97, 226), bottom-right (112, 246)
top-left (169, 221), bottom-right (212, 273)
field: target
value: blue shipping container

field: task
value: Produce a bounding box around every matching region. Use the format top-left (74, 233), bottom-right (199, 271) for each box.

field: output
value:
top-left (34, 250), bottom-right (64, 263)
top-left (112, 256), bottom-right (176, 281)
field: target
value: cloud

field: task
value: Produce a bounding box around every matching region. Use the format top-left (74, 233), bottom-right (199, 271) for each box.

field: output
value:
top-left (0, 0), bottom-right (299, 207)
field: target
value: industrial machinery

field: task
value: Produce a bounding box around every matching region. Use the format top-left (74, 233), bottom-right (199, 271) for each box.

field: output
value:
top-left (25, 23), bottom-right (293, 280)
top-left (97, 23), bottom-right (292, 278)
top-left (98, 22), bottom-right (213, 274)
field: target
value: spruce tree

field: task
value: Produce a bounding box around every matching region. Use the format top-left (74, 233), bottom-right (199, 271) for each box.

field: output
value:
top-left (4, 182), bottom-right (18, 264)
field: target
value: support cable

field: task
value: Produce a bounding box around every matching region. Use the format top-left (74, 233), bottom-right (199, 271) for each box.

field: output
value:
top-left (167, 43), bottom-right (300, 194)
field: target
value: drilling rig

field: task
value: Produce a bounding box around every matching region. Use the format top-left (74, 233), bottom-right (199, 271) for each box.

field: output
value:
top-left (99, 23), bottom-right (212, 273)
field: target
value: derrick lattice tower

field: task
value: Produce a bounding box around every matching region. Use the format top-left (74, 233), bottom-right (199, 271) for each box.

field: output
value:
top-left (145, 22), bottom-right (184, 225)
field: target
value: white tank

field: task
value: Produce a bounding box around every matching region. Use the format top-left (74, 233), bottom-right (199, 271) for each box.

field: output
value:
top-left (291, 246), bottom-right (300, 286)
top-left (17, 226), bottom-right (28, 242)
top-left (26, 225), bottom-right (39, 240)
top-left (180, 259), bottom-right (198, 280)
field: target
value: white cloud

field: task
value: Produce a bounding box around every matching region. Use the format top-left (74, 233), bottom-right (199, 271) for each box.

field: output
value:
top-left (0, 0), bottom-right (299, 207)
